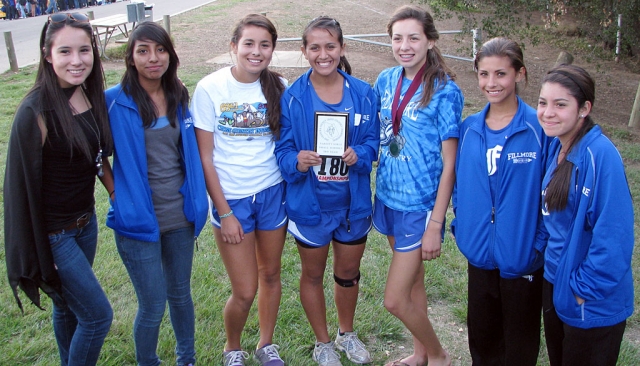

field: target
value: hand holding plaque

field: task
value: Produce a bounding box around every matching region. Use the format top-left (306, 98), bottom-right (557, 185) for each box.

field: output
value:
top-left (314, 112), bottom-right (349, 158)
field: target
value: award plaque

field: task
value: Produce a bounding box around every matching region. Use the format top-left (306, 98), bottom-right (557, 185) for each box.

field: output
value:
top-left (314, 112), bottom-right (349, 157)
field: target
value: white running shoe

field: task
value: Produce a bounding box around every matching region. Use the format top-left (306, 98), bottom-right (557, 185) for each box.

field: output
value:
top-left (313, 341), bottom-right (343, 366)
top-left (335, 330), bottom-right (372, 364)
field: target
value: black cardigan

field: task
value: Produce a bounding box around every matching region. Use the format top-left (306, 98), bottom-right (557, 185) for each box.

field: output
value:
top-left (4, 90), bottom-right (62, 312)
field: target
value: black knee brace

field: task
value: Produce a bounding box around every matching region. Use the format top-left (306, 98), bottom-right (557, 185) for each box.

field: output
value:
top-left (334, 271), bottom-right (361, 287)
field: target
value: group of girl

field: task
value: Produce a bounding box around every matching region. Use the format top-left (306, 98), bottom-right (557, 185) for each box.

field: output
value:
top-left (3, 4), bottom-right (634, 366)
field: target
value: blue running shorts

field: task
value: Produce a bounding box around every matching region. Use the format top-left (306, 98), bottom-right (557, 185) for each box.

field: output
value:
top-left (288, 209), bottom-right (371, 248)
top-left (211, 181), bottom-right (287, 233)
top-left (372, 197), bottom-right (443, 252)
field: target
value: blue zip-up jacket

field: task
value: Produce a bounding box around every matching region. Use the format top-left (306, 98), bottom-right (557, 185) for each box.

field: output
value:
top-left (452, 97), bottom-right (551, 278)
top-left (543, 125), bottom-right (634, 328)
top-left (275, 69), bottom-right (380, 226)
top-left (105, 84), bottom-right (208, 242)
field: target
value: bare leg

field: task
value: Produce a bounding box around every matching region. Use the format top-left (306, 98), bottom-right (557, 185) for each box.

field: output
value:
top-left (215, 228), bottom-right (258, 351)
top-left (332, 241), bottom-right (366, 333)
top-left (297, 243), bottom-right (331, 343)
top-left (384, 236), bottom-right (450, 366)
top-left (254, 226), bottom-right (286, 348)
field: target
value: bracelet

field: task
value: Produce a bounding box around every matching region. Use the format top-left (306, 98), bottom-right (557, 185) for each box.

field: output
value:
top-left (219, 210), bottom-right (234, 219)
top-left (109, 190), bottom-right (115, 197)
top-left (430, 217), bottom-right (443, 225)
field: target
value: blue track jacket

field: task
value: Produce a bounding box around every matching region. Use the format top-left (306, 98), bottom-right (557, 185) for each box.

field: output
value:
top-left (105, 84), bottom-right (208, 242)
top-left (275, 69), bottom-right (380, 226)
top-left (543, 125), bottom-right (634, 328)
top-left (452, 97), bottom-right (551, 278)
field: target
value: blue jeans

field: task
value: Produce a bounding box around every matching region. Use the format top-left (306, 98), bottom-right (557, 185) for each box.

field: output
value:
top-left (46, 0), bottom-right (57, 13)
top-left (48, 213), bottom-right (113, 366)
top-left (115, 225), bottom-right (196, 366)
top-left (16, 2), bottom-right (26, 17)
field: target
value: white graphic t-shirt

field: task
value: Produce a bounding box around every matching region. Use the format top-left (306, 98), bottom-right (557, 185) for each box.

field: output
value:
top-left (192, 66), bottom-right (284, 199)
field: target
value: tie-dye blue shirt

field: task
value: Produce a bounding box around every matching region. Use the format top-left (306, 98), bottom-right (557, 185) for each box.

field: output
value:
top-left (374, 66), bottom-right (463, 212)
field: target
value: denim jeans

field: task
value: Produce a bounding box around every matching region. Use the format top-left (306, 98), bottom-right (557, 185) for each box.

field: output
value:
top-left (46, 0), bottom-right (56, 14)
top-left (16, 2), bottom-right (26, 17)
top-left (115, 225), bottom-right (196, 366)
top-left (48, 213), bottom-right (113, 366)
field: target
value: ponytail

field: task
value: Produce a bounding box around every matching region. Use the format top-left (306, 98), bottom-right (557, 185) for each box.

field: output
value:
top-left (259, 68), bottom-right (285, 139)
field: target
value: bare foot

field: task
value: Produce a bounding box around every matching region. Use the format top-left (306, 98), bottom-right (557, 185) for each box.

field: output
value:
top-left (427, 349), bottom-right (451, 366)
top-left (384, 353), bottom-right (427, 366)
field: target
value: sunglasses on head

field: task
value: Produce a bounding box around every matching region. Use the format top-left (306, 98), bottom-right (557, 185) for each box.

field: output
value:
top-left (48, 12), bottom-right (90, 24)
top-left (310, 16), bottom-right (340, 27)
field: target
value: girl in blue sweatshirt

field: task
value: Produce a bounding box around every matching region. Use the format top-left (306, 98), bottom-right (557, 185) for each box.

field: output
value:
top-left (452, 37), bottom-right (550, 366)
top-left (106, 22), bottom-right (208, 366)
top-left (275, 16), bottom-right (379, 366)
top-left (538, 65), bottom-right (634, 365)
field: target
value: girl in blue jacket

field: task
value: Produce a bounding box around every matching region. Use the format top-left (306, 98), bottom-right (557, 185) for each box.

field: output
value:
top-left (538, 64), bottom-right (634, 365)
top-left (373, 6), bottom-right (462, 366)
top-left (105, 22), bottom-right (208, 366)
top-left (452, 37), bottom-right (550, 366)
top-left (275, 16), bottom-right (379, 366)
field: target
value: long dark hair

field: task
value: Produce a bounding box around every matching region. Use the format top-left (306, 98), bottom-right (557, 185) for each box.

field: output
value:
top-left (32, 15), bottom-right (111, 161)
top-left (543, 64), bottom-right (596, 211)
top-left (302, 16), bottom-right (352, 75)
top-left (474, 37), bottom-right (527, 92)
top-left (387, 5), bottom-right (455, 108)
top-left (231, 14), bottom-right (285, 139)
top-left (121, 22), bottom-right (189, 128)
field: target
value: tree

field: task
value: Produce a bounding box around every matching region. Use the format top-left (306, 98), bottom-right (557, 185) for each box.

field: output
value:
top-left (422, 0), bottom-right (640, 59)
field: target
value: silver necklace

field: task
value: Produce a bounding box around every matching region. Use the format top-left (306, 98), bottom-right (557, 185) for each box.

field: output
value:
top-left (71, 90), bottom-right (104, 177)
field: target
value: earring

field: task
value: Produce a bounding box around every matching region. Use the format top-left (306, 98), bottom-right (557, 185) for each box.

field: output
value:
top-left (580, 114), bottom-right (584, 118)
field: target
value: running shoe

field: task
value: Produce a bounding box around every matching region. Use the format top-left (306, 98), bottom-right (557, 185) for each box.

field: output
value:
top-left (313, 341), bottom-right (343, 366)
top-left (335, 330), bottom-right (372, 364)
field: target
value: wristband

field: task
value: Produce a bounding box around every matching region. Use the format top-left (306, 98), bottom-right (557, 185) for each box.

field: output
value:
top-left (430, 218), bottom-right (443, 225)
top-left (220, 210), bottom-right (234, 219)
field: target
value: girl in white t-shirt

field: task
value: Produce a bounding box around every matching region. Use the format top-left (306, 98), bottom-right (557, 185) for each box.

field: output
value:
top-left (192, 14), bottom-right (287, 366)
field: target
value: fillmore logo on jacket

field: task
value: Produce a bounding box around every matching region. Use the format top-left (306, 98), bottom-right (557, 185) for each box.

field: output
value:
top-left (507, 151), bottom-right (537, 164)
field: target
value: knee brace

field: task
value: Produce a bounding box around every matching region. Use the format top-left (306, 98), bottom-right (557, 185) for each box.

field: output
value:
top-left (334, 271), bottom-right (361, 288)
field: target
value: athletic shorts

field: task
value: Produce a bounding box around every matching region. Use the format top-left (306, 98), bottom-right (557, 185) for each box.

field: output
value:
top-left (211, 181), bottom-right (287, 233)
top-left (372, 197), bottom-right (443, 252)
top-left (288, 209), bottom-right (371, 248)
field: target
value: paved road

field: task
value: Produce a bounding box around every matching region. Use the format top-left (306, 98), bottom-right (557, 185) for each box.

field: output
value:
top-left (0, 0), bottom-right (216, 73)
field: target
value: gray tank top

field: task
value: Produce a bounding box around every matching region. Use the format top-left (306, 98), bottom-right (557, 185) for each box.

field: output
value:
top-left (144, 116), bottom-right (189, 233)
